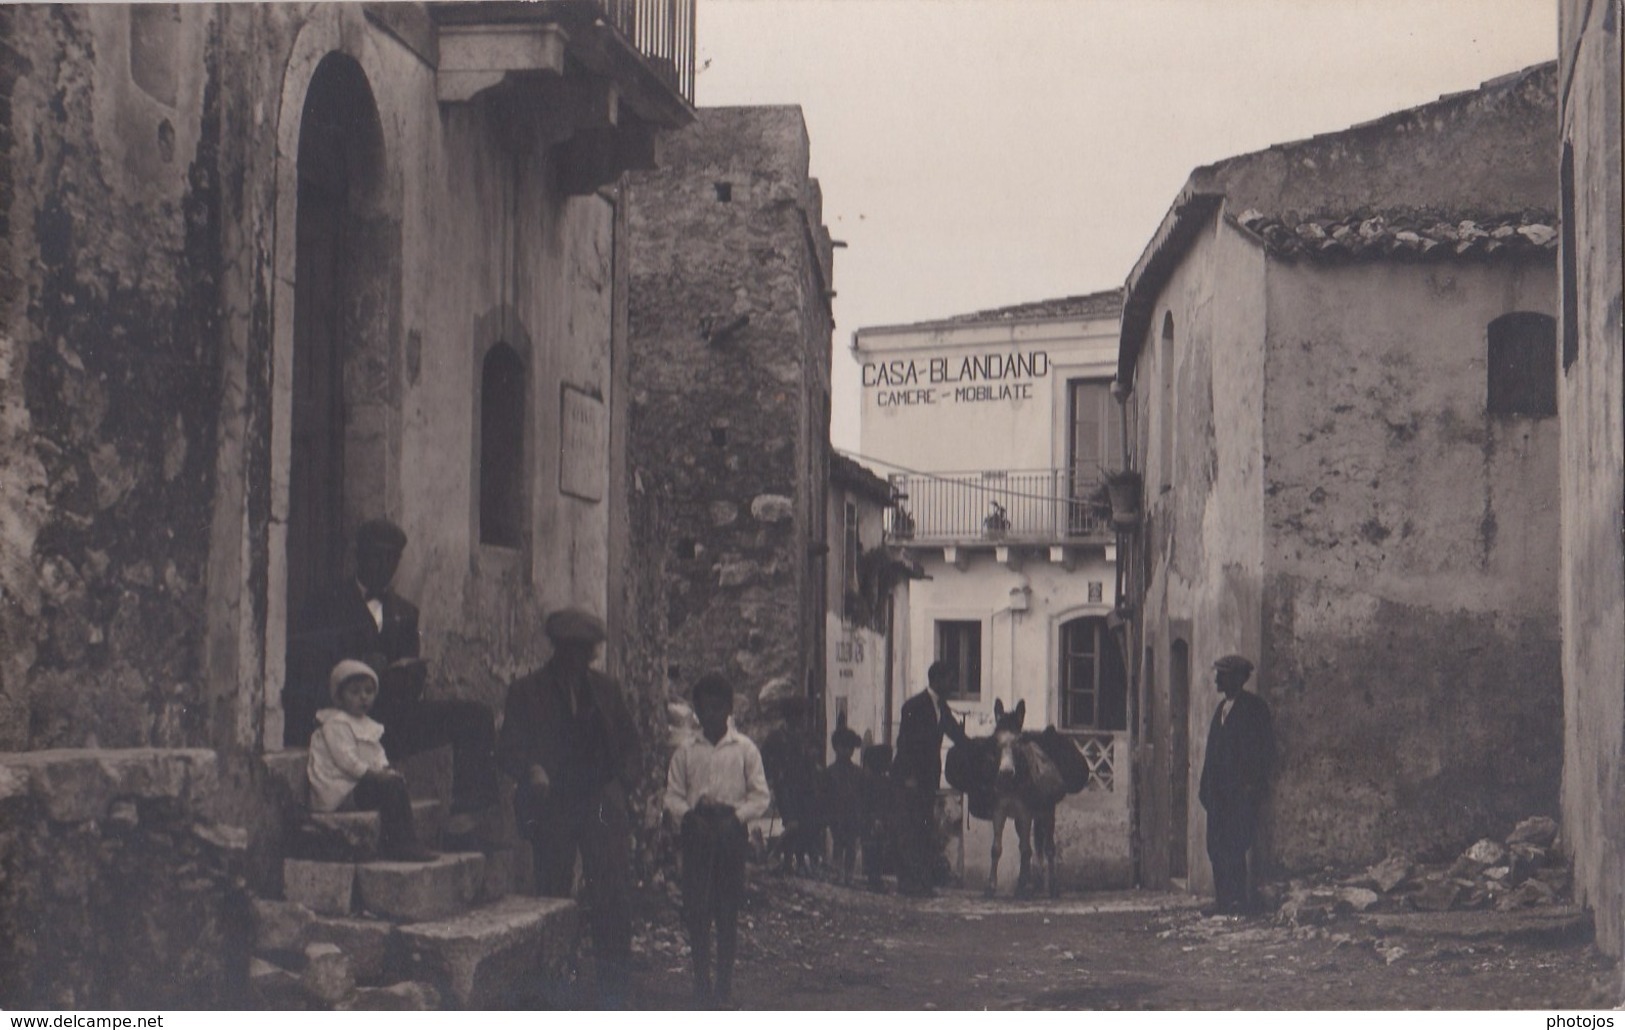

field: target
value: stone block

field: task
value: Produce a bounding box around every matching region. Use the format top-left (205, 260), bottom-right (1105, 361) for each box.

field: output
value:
top-left (284, 859), bottom-right (356, 916)
top-left (307, 811), bottom-right (382, 858)
top-left (309, 915), bottom-right (394, 984)
top-left (751, 493), bottom-right (794, 523)
top-left (479, 846), bottom-right (517, 902)
top-left (261, 749), bottom-right (310, 809)
top-left (1409, 879), bottom-right (1461, 912)
top-left (302, 942), bottom-right (355, 1006)
top-left (356, 853), bottom-right (484, 922)
top-left (412, 799), bottom-right (446, 847)
top-left (252, 897), bottom-right (315, 954)
top-left (1368, 854), bottom-right (1414, 893)
top-left (3, 748), bottom-right (218, 823)
top-left (1464, 838), bottom-right (1507, 866)
top-left (336, 981), bottom-right (440, 1011)
top-left (397, 896), bottom-right (578, 1008)
top-left (1336, 886), bottom-right (1380, 912)
top-left (249, 957), bottom-right (308, 1010)
top-left (1506, 815), bottom-right (1558, 848)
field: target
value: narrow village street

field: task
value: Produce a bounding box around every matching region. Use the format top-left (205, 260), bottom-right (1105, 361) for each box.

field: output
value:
top-left (628, 874), bottom-right (1616, 1010)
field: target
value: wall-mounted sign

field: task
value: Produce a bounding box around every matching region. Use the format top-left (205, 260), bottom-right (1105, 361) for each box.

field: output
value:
top-left (560, 384), bottom-right (605, 502)
top-left (861, 349), bottom-right (1050, 408)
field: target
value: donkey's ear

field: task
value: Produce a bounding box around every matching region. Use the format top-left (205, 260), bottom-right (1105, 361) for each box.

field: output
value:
top-left (994, 698), bottom-right (1006, 719)
top-left (1014, 699), bottom-right (1026, 722)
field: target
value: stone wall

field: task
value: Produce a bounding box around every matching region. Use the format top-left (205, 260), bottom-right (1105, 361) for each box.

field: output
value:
top-left (0, 750), bottom-right (251, 1008)
top-left (1556, 0), bottom-right (1625, 973)
top-left (626, 106), bottom-right (834, 740)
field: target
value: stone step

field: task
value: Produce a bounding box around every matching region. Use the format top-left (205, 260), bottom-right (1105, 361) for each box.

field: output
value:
top-left (303, 799), bottom-right (446, 859)
top-left (395, 895), bottom-right (578, 1009)
top-left (356, 853), bottom-right (485, 922)
top-left (284, 858), bottom-right (357, 917)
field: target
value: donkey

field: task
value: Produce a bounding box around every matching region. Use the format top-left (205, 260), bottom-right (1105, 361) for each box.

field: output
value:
top-left (986, 698), bottom-right (1060, 898)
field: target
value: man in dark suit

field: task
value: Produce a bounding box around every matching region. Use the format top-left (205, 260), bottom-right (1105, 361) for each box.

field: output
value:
top-left (285, 518), bottom-right (498, 829)
top-left (891, 660), bottom-right (968, 897)
top-left (1197, 653), bottom-right (1275, 916)
top-left (497, 608), bottom-right (640, 1007)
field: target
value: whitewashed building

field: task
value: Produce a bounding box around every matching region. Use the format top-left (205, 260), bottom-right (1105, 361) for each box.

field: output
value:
top-left (851, 290), bottom-right (1132, 889)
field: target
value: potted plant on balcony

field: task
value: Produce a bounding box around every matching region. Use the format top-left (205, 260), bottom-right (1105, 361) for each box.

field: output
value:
top-left (1102, 468), bottom-right (1142, 529)
top-left (890, 503), bottom-right (915, 541)
top-left (983, 499), bottom-right (1010, 540)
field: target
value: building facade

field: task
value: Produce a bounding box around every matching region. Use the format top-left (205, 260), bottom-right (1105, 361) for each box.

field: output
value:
top-left (1116, 64), bottom-right (1563, 893)
top-left (1555, 0), bottom-right (1625, 979)
top-left (824, 453), bottom-right (900, 756)
top-left (0, 2), bottom-right (694, 1005)
top-left (626, 106), bottom-right (836, 740)
top-left (853, 292), bottom-right (1132, 889)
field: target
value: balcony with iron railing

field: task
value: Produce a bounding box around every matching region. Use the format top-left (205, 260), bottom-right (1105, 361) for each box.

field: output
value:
top-left (884, 468), bottom-right (1115, 547)
top-left (598, 0), bottom-right (697, 104)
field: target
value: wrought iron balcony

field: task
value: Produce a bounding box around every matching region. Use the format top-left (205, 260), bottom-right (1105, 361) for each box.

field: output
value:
top-left (884, 468), bottom-right (1114, 546)
top-left (599, 0), bottom-right (697, 104)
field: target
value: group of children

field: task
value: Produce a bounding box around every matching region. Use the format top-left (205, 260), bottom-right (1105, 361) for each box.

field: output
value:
top-left (305, 657), bottom-right (884, 1009)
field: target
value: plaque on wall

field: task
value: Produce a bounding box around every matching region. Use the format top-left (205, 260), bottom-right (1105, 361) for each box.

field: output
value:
top-left (560, 384), bottom-right (606, 503)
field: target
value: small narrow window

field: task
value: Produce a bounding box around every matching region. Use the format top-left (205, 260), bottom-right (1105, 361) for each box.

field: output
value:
top-left (479, 342), bottom-right (525, 547)
top-left (1159, 312), bottom-right (1175, 491)
top-left (842, 501), bottom-right (860, 623)
top-left (714, 182), bottom-right (732, 202)
top-left (1487, 312), bottom-right (1557, 417)
top-left (1560, 143), bottom-right (1579, 372)
top-left (934, 620), bottom-right (982, 701)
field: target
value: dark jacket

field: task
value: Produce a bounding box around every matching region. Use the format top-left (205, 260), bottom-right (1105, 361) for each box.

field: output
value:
top-left (893, 689), bottom-right (967, 791)
top-left (285, 581), bottom-right (421, 743)
top-left (498, 660), bottom-right (640, 821)
top-left (1198, 690), bottom-right (1275, 812)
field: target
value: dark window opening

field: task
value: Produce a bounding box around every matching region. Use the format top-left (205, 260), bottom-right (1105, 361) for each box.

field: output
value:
top-left (714, 182), bottom-right (732, 202)
top-left (842, 501), bottom-right (860, 623)
top-left (1059, 617), bottom-right (1127, 731)
top-left (935, 620), bottom-right (982, 701)
top-left (1561, 143), bottom-right (1579, 371)
top-left (1487, 312), bottom-right (1557, 417)
top-left (667, 664), bottom-right (681, 681)
top-left (479, 342), bottom-right (525, 547)
top-left (674, 537), bottom-right (697, 560)
top-left (710, 426), bottom-right (728, 447)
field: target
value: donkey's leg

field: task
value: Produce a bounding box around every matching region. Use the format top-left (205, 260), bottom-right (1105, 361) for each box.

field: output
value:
top-left (987, 810), bottom-right (1004, 897)
top-left (1041, 810), bottom-right (1059, 899)
top-left (1014, 811), bottom-right (1034, 897)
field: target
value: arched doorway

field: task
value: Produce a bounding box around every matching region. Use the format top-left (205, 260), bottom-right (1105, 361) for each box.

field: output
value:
top-left (282, 52), bottom-right (394, 745)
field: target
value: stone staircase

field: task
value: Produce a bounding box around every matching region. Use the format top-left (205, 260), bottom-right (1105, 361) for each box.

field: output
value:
top-left (250, 749), bottom-right (578, 1009)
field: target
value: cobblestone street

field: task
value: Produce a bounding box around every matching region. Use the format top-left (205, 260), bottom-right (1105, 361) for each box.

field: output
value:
top-left (630, 875), bottom-right (1617, 1010)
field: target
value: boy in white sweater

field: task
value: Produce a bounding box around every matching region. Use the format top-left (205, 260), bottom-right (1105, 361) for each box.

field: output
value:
top-left (308, 659), bottom-right (434, 862)
top-left (664, 673), bottom-right (770, 1007)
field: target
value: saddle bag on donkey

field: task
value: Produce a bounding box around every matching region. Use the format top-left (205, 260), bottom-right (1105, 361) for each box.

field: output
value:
top-left (1035, 727), bottom-right (1093, 793)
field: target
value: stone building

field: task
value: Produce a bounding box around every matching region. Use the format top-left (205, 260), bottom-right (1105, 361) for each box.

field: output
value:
top-left (626, 106), bottom-right (836, 740)
top-left (1554, 0), bottom-right (1624, 983)
top-left (852, 291), bottom-right (1132, 889)
top-left (0, 2), bottom-right (693, 1007)
top-left (825, 451), bottom-right (900, 754)
top-left (1114, 63), bottom-right (1562, 893)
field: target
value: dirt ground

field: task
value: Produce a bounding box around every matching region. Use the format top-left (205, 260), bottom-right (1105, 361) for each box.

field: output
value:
top-left (624, 872), bottom-right (1619, 1011)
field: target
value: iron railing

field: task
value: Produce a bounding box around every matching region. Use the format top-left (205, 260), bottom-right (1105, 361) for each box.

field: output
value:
top-left (884, 467), bottom-right (1113, 545)
top-left (599, 0), bottom-right (697, 104)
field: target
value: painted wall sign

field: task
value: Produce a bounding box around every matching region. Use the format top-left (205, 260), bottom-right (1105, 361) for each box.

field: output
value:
top-left (560, 384), bottom-right (606, 502)
top-left (861, 349), bottom-right (1050, 408)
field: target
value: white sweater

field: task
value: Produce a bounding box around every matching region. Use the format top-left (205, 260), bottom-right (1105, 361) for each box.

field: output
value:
top-left (307, 708), bottom-right (390, 813)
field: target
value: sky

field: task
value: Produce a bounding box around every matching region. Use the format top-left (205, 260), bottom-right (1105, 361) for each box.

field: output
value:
top-left (689, 0), bottom-right (1559, 451)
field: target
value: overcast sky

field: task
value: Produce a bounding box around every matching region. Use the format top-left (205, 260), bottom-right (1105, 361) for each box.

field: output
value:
top-left (690, 0), bottom-right (1558, 450)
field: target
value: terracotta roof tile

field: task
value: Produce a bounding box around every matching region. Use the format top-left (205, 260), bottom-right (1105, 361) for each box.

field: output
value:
top-left (1232, 210), bottom-right (1558, 261)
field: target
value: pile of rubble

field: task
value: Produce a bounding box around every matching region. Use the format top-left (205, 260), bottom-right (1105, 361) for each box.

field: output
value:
top-left (1270, 816), bottom-right (1568, 926)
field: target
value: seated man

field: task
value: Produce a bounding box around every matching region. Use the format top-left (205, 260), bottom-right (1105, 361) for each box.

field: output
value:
top-left (286, 517), bottom-right (498, 834)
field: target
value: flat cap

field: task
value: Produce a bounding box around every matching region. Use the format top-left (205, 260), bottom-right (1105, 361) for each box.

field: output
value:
top-left (1213, 654), bottom-right (1255, 677)
top-left (831, 726), bottom-right (862, 751)
top-left (546, 607), bottom-right (606, 645)
top-left (356, 517), bottom-right (407, 552)
top-left (329, 658), bottom-right (379, 695)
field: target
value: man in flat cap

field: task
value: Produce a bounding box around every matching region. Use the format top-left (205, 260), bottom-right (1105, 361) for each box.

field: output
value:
top-left (287, 518), bottom-right (498, 833)
top-left (1198, 653), bottom-right (1275, 916)
top-left (498, 607), bottom-right (640, 1007)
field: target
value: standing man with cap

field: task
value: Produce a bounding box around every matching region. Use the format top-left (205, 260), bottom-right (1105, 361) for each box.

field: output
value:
top-left (891, 660), bottom-right (968, 897)
top-left (498, 607), bottom-right (640, 1007)
top-left (1198, 653), bottom-right (1275, 916)
top-left (287, 517), bottom-right (499, 835)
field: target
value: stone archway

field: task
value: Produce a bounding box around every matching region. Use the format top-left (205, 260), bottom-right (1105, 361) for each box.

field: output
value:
top-left (265, 10), bottom-right (401, 748)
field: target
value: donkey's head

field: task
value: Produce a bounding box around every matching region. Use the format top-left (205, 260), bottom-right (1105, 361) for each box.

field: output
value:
top-left (992, 699), bottom-right (1027, 787)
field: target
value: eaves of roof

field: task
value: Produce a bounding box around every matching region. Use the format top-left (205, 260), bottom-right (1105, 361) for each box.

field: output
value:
top-left (1116, 185), bottom-right (1224, 388)
top-left (1230, 209), bottom-right (1559, 261)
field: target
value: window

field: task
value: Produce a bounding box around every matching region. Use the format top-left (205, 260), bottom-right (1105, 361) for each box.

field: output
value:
top-left (1159, 312), bottom-right (1175, 491)
top-left (934, 620), bottom-right (982, 701)
top-left (1059, 617), bottom-right (1127, 731)
top-left (479, 342), bottom-right (525, 547)
top-left (1069, 379), bottom-right (1123, 534)
top-left (842, 500), bottom-right (860, 623)
top-left (1487, 312), bottom-right (1557, 417)
top-left (1561, 143), bottom-right (1578, 372)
